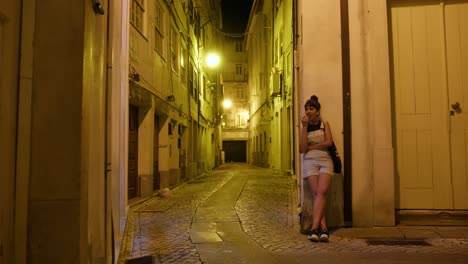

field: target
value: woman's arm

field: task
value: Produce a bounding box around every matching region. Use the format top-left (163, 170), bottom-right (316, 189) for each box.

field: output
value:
top-left (299, 116), bottom-right (309, 153)
top-left (299, 126), bottom-right (309, 153)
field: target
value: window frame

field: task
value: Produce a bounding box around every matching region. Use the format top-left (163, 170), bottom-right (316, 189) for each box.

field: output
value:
top-left (235, 64), bottom-right (243, 76)
top-left (130, 0), bottom-right (145, 34)
top-left (154, 0), bottom-right (165, 57)
top-left (180, 41), bottom-right (187, 85)
top-left (170, 26), bottom-right (179, 74)
top-left (235, 42), bottom-right (243, 52)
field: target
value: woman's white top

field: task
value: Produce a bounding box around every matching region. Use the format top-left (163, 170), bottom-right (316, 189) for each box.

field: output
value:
top-left (303, 122), bottom-right (330, 160)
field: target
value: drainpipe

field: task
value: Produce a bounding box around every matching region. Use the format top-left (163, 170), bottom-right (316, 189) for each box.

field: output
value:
top-left (185, 4), bottom-right (192, 177)
top-left (340, 0), bottom-right (352, 227)
top-left (292, 0), bottom-right (298, 176)
top-left (292, 0), bottom-right (302, 212)
top-left (104, 3), bottom-right (112, 262)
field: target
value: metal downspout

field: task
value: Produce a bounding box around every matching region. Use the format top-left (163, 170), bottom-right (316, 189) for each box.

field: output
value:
top-left (340, 0), bottom-right (352, 226)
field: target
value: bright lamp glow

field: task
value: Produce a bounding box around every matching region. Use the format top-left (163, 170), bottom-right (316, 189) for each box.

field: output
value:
top-left (222, 99), bottom-right (232, 109)
top-left (206, 53), bottom-right (220, 68)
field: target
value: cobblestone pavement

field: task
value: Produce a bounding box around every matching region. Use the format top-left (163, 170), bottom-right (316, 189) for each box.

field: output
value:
top-left (119, 170), bottom-right (234, 263)
top-left (118, 163), bottom-right (468, 263)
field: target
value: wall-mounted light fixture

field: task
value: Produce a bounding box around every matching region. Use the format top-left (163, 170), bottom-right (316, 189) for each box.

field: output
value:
top-left (206, 53), bottom-right (221, 68)
top-left (167, 95), bottom-right (176, 101)
top-left (222, 99), bottom-right (232, 109)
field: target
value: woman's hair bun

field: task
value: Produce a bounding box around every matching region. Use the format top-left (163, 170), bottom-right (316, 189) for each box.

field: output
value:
top-left (304, 94), bottom-right (321, 110)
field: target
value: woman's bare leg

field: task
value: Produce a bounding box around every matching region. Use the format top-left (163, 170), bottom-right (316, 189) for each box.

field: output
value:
top-left (320, 216), bottom-right (327, 230)
top-left (307, 172), bottom-right (331, 230)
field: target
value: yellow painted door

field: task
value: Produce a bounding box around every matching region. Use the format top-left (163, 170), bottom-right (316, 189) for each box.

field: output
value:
top-left (445, 1), bottom-right (468, 209)
top-left (391, 0), bottom-right (468, 209)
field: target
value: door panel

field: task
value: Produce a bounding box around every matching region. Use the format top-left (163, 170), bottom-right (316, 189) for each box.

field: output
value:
top-left (445, 1), bottom-right (468, 209)
top-left (391, 2), bottom-right (453, 209)
top-left (392, 0), bottom-right (468, 210)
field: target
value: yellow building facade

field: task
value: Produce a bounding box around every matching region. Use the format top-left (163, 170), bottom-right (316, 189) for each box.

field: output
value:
top-left (0, 0), bottom-right (223, 262)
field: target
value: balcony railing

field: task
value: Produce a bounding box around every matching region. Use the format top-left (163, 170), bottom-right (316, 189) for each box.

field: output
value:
top-left (222, 72), bottom-right (248, 82)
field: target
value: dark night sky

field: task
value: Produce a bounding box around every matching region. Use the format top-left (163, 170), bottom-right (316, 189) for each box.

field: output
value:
top-left (221, 0), bottom-right (253, 34)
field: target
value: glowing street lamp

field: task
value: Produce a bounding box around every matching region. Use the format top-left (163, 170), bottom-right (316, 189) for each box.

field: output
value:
top-left (222, 99), bottom-right (232, 109)
top-left (206, 53), bottom-right (220, 68)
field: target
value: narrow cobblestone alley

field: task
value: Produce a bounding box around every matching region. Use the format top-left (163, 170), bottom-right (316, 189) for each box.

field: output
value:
top-left (119, 163), bottom-right (468, 264)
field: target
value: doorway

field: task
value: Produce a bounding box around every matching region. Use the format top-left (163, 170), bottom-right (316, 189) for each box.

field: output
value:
top-left (223, 140), bottom-right (247, 162)
top-left (391, 0), bottom-right (468, 210)
top-left (128, 104), bottom-right (139, 199)
top-left (153, 115), bottom-right (160, 190)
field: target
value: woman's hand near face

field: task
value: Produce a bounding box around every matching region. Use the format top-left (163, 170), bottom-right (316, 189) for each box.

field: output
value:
top-left (301, 115), bottom-right (309, 127)
top-left (299, 115), bottom-right (310, 153)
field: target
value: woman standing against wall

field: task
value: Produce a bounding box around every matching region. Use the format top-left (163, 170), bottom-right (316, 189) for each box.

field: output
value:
top-left (299, 95), bottom-right (334, 242)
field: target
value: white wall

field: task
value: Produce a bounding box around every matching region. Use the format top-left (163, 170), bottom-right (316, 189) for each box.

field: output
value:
top-left (299, 0), bottom-right (344, 164)
top-left (298, 0), bottom-right (395, 226)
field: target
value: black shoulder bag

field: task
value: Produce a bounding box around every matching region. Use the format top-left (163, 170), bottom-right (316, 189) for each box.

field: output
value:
top-left (321, 122), bottom-right (342, 173)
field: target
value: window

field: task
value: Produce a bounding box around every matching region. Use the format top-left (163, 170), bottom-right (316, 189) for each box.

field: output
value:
top-left (237, 87), bottom-right (246, 99)
top-left (236, 64), bottom-right (242, 75)
top-left (188, 61), bottom-right (194, 96)
top-left (131, 0), bottom-right (145, 32)
top-left (195, 12), bottom-right (200, 38)
top-left (274, 37), bottom-right (278, 64)
top-left (154, 1), bottom-right (165, 56)
top-left (171, 27), bottom-right (179, 73)
top-left (180, 43), bottom-right (187, 85)
top-left (168, 122), bottom-right (173, 135)
top-left (188, 61), bottom-right (198, 99)
top-left (193, 71), bottom-right (199, 100)
top-left (188, 0), bottom-right (194, 23)
top-left (280, 27), bottom-right (284, 57)
top-left (236, 112), bottom-right (248, 127)
top-left (200, 27), bottom-right (206, 47)
top-left (235, 42), bottom-right (243, 52)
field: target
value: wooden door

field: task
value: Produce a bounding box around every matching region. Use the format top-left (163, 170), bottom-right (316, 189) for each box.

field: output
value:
top-left (445, 1), bottom-right (468, 209)
top-left (128, 105), bottom-right (138, 199)
top-left (153, 115), bottom-right (160, 190)
top-left (391, 0), bottom-right (468, 209)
